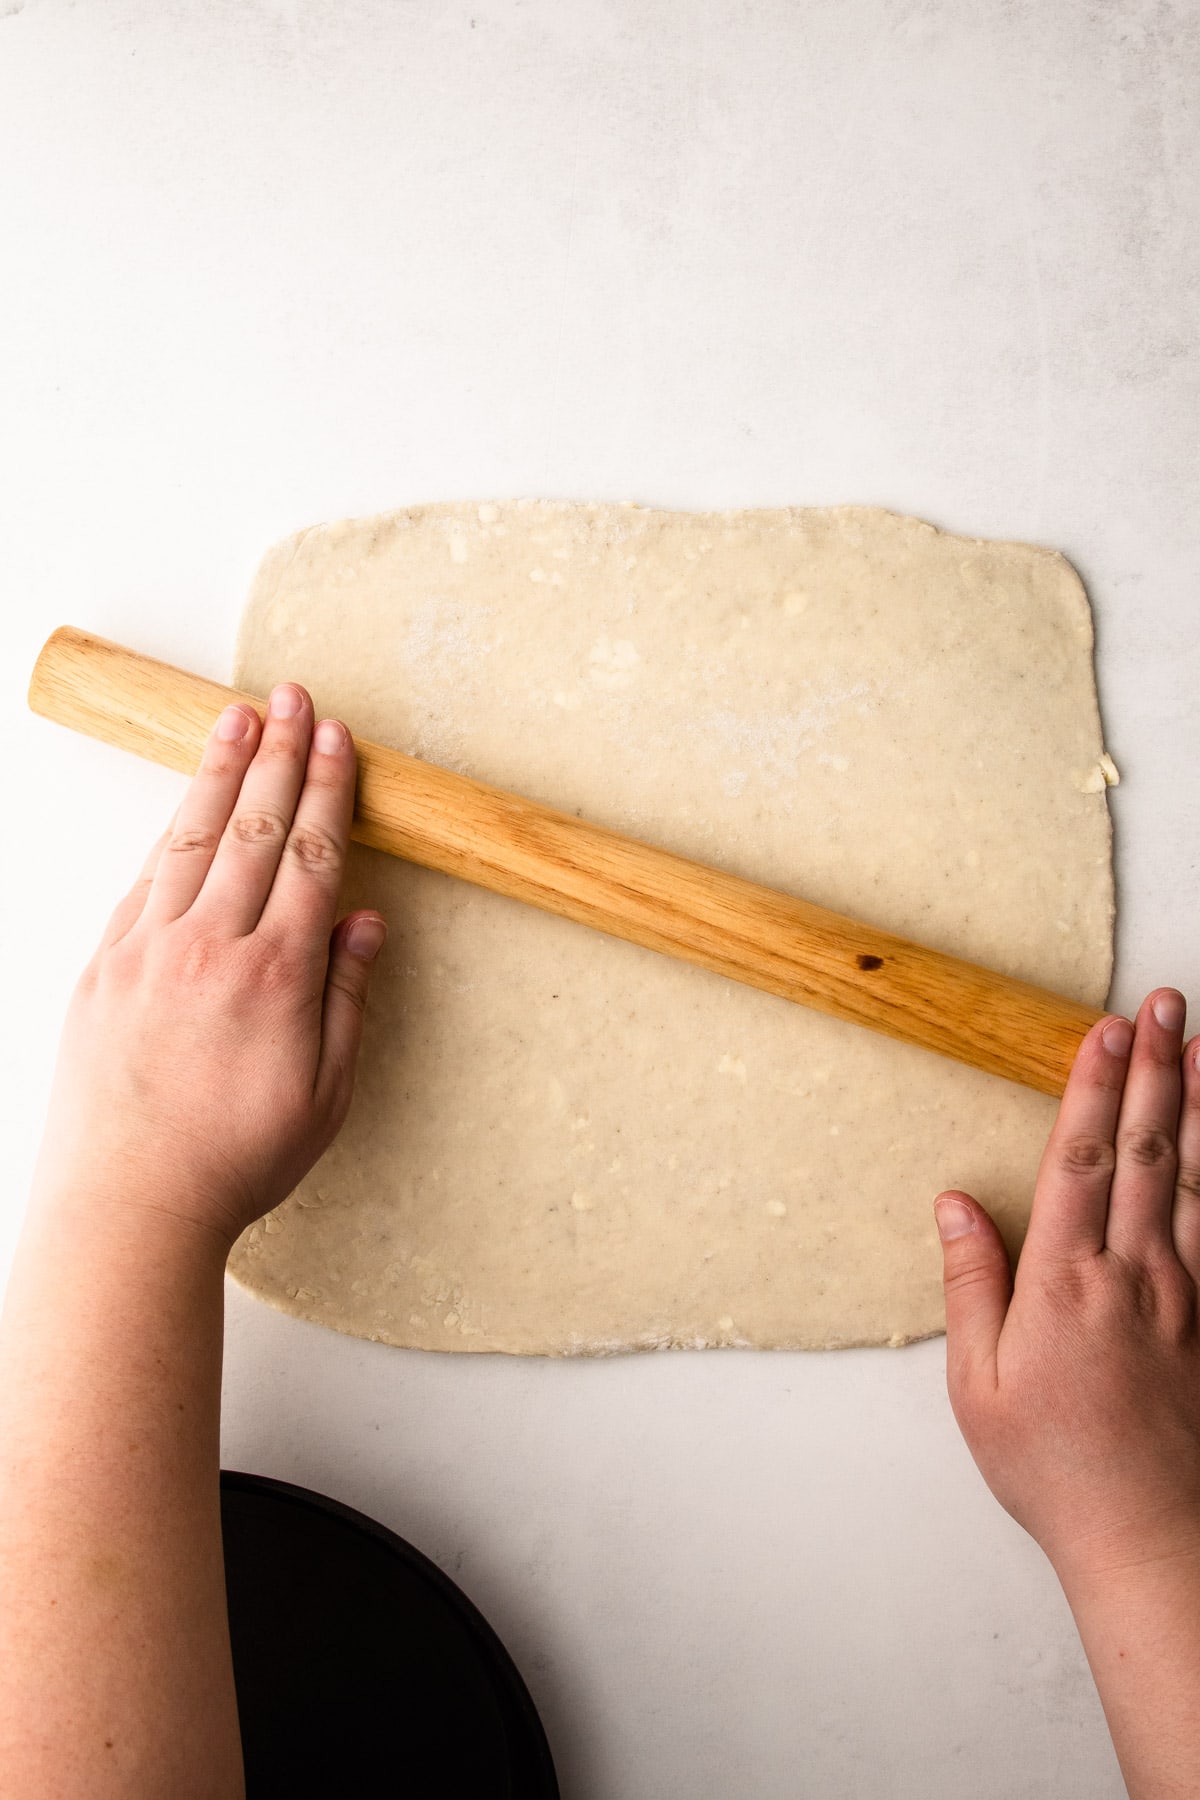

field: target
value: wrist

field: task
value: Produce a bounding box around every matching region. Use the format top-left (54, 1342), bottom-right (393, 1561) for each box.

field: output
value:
top-left (1050, 1515), bottom-right (1200, 1606)
top-left (24, 1168), bottom-right (240, 1270)
top-left (2, 1176), bottom-right (232, 1428)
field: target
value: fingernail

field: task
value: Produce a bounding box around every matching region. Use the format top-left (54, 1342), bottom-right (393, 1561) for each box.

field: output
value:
top-left (1102, 1016), bottom-right (1134, 1056)
top-left (1152, 991), bottom-right (1185, 1031)
top-left (346, 917), bottom-right (386, 961)
top-left (215, 705), bottom-right (251, 742)
top-left (269, 684), bottom-right (304, 719)
top-left (934, 1197), bottom-right (976, 1241)
top-left (314, 719), bottom-right (347, 754)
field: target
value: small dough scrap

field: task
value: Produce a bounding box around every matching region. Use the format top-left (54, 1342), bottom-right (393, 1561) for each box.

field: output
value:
top-left (228, 503), bottom-right (1115, 1354)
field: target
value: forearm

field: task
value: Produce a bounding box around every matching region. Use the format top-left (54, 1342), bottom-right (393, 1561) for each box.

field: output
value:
top-left (1058, 1540), bottom-right (1200, 1800)
top-left (0, 1189), bottom-right (243, 1800)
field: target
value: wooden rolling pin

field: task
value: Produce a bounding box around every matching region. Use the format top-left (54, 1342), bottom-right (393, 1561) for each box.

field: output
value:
top-left (28, 625), bottom-right (1104, 1095)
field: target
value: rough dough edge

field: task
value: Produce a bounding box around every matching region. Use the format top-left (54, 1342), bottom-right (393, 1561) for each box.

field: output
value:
top-left (223, 1269), bottom-right (952, 1356)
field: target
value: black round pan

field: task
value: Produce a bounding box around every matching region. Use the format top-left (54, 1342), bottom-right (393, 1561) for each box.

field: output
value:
top-left (221, 1469), bottom-right (559, 1799)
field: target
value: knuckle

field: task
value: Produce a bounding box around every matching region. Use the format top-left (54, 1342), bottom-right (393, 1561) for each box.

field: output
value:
top-left (1111, 1252), bottom-right (1194, 1338)
top-left (285, 822), bottom-right (341, 875)
top-left (168, 826), bottom-right (221, 857)
top-left (1175, 1161), bottom-right (1200, 1201)
top-left (230, 807), bottom-right (289, 850)
top-left (306, 757), bottom-right (353, 797)
top-left (327, 966), bottom-right (368, 1016)
top-left (1116, 1125), bottom-right (1177, 1172)
top-left (1043, 1257), bottom-right (1100, 1307)
top-left (300, 764), bottom-right (351, 806)
top-left (1055, 1133), bottom-right (1117, 1181)
top-left (942, 1259), bottom-right (1002, 1299)
top-left (176, 931), bottom-right (219, 987)
top-left (202, 743), bottom-right (249, 779)
top-left (245, 931), bottom-right (300, 990)
top-left (260, 732), bottom-right (304, 764)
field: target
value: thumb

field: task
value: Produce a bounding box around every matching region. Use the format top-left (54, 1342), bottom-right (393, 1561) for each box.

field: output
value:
top-left (316, 911), bottom-right (387, 1118)
top-left (934, 1190), bottom-right (1012, 1391)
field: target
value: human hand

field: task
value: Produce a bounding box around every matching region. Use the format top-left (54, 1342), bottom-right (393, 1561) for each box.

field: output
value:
top-left (934, 991), bottom-right (1200, 1586)
top-left (32, 685), bottom-right (386, 1250)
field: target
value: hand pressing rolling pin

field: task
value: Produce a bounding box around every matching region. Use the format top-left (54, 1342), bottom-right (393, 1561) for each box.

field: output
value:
top-left (0, 684), bottom-right (1197, 1799)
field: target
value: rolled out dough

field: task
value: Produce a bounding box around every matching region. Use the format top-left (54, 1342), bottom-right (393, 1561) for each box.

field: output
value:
top-left (228, 503), bottom-right (1116, 1354)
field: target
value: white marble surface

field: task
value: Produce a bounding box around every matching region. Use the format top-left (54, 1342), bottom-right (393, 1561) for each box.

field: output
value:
top-left (2, 2), bottom-right (1198, 1793)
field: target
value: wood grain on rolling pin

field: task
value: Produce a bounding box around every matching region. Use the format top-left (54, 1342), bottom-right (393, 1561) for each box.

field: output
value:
top-left (28, 625), bottom-right (1104, 1094)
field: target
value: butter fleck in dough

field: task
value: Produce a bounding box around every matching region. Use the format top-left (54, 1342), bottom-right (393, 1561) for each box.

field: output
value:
top-left (228, 502), bottom-right (1115, 1355)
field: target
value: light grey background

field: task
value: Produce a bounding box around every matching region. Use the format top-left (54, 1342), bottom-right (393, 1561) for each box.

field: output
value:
top-left (2, 2), bottom-right (1197, 1794)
